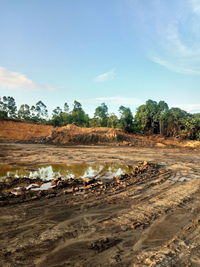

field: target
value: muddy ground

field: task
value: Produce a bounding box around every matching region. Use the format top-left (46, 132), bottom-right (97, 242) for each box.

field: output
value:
top-left (0, 143), bottom-right (200, 267)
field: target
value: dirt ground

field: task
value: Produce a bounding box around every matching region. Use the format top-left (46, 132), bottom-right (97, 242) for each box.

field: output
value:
top-left (0, 143), bottom-right (200, 267)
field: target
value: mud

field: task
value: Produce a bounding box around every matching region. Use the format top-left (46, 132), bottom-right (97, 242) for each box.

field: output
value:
top-left (0, 143), bottom-right (200, 267)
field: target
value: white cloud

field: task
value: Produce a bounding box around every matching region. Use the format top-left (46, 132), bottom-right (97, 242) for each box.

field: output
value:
top-left (0, 66), bottom-right (62, 91)
top-left (94, 69), bottom-right (115, 82)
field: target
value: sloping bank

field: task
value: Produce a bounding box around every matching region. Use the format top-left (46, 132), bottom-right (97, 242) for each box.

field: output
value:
top-left (0, 120), bottom-right (151, 146)
top-left (0, 120), bottom-right (54, 141)
top-left (0, 120), bottom-right (200, 148)
top-left (46, 124), bottom-right (152, 146)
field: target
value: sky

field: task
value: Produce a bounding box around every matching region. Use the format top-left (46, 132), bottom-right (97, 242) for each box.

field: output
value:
top-left (0, 0), bottom-right (200, 116)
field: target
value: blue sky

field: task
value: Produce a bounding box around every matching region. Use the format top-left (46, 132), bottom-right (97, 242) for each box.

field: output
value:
top-left (0, 0), bottom-right (200, 116)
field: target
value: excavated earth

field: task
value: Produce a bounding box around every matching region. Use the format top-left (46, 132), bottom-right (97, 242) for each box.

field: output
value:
top-left (0, 142), bottom-right (200, 267)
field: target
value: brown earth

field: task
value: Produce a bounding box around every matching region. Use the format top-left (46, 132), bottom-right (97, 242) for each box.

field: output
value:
top-left (0, 143), bottom-right (200, 266)
top-left (0, 120), bottom-right (54, 141)
top-left (46, 124), bottom-right (133, 145)
top-left (1, 120), bottom-right (200, 149)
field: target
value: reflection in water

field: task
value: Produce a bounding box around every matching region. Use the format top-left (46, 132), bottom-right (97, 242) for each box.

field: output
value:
top-left (0, 164), bottom-right (133, 181)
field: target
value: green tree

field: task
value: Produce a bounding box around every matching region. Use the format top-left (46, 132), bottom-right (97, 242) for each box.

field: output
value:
top-left (154, 101), bottom-right (169, 135)
top-left (136, 100), bottom-right (158, 133)
top-left (0, 97), bottom-right (4, 111)
top-left (89, 117), bottom-right (101, 127)
top-left (71, 100), bottom-right (89, 126)
top-left (51, 106), bottom-right (63, 126)
top-left (18, 104), bottom-right (31, 121)
top-left (0, 96), bottom-right (17, 118)
top-left (94, 103), bottom-right (108, 127)
top-left (64, 102), bottom-right (69, 113)
top-left (162, 107), bottom-right (189, 137)
top-left (107, 113), bottom-right (119, 128)
top-left (0, 110), bottom-right (8, 120)
top-left (35, 101), bottom-right (48, 122)
top-left (28, 101), bottom-right (48, 123)
top-left (52, 107), bottom-right (62, 117)
top-left (181, 115), bottom-right (200, 139)
top-left (30, 105), bottom-right (37, 122)
top-left (118, 106), bottom-right (134, 132)
top-left (135, 100), bottom-right (168, 134)
top-left (49, 103), bottom-right (72, 126)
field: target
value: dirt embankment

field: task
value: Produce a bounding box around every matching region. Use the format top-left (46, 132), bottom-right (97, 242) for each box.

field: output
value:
top-left (39, 123), bottom-right (200, 148)
top-left (46, 124), bottom-right (143, 145)
top-left (1, 120), bottom-right (200, 148)
top-left (0, 120), bottom-right (54, 141)
top-left (0, 121), bottom-right (149, 146)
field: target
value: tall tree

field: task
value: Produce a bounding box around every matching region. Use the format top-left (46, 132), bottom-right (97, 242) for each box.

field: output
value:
top-left (118, 106), bottom-right (134, 132)
top-left (18, 104), bottom-right (31, 121)
top-left (30, 105), bottom-right (37, 122)
top-left (51, 106), bottom-right (63, 126)
top-left (71, 100), bottom-right (89, 126)
top-left (64, 102), bottom-right (69, 113)
top-left (94, 103), bottom-right (108, 127)
top-left (162, 107), bottom-right (189, 137)
top-left (181, 115), bottom-right (200, 140)
top-left (35, 101), bottom-right (48, 121)
top-left (107, 113), bottom-right (119, 128)
top-left (0, 110), bottom-right (8, 120)
top-left (135, 100), bottom-right (168, 134)
top-left (154, 101), bottom-right (169, 134)
top-left (0, 96), bottom-right (17, 118)
top-left (0, 97), bottom-right (4, 111)
top-left (52, 107), bottom-right (62, 118)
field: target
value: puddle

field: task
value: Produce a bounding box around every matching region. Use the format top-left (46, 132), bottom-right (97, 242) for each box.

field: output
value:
top-left (0, 163), bottom-right (134, 182)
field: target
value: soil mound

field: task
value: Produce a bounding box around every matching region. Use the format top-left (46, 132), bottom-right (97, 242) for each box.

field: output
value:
top-left (46, 124), bottom-right (139, 145)
top-left (1, 120), bottom-right (200, 148)
top-left (0, 120), bottom-right (54, 141)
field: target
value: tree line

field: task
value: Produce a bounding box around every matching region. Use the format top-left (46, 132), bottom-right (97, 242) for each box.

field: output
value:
top-left (0, 96), bottom-right (200, 140)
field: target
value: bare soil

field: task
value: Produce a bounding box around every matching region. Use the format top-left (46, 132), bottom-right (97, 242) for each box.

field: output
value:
top-left (1, 120), bottom-right (200, 149)
top-left (0, 120), bottom-right (53, 141)
top-left (0, 143), bottom-right (200, 267)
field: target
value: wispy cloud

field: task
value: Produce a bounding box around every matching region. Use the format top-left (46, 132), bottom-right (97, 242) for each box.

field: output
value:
top-left (0, 66), bottom-right (62, 91)
top-left (164, 24), bottom-right (192, 57)
top-left (130, 0), bottom-right (200, 75)
top-left (151, 56), bottom-right (200, 75)
top-left (94, 69), bottom-right (115, 82)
